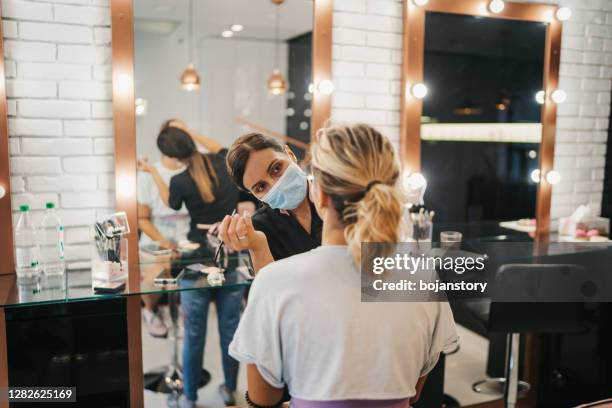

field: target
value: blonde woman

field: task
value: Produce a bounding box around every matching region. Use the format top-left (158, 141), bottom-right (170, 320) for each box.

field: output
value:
top-left (229, 124), bottom-right (458, 408)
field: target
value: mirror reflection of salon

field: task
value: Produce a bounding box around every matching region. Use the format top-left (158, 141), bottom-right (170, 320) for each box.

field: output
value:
top-left (420, 12), bottom-right (545, 224)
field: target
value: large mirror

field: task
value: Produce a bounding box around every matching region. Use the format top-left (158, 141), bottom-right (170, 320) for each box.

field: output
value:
top-left (421, 12), bottom-right (545, 225)
top-left (131, 0), bottom-right (321, 405)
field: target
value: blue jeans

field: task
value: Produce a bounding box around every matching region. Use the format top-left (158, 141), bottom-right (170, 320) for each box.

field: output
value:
top-left (181, 285), bottom-right (245, 401)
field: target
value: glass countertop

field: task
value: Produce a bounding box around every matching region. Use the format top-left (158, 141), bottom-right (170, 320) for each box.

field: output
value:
top-left (0, 253), bottom-right (252, 309)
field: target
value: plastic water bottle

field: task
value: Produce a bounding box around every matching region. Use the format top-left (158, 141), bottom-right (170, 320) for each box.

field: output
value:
top-left (39, 202), bottom-right (65, 277)
top-left (14, 204), bottom-right (40, 283)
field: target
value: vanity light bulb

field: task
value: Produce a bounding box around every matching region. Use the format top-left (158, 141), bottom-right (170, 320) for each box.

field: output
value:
top-left (0, 185), bottom-right (5, 199)
top-left (530, 169), bottom-right (541, 183)
top-left (546, 170), bottom-right (561, 185)
top-left (317, 79), bottom-right (335, 95)
top-left (412, 0), bottom-right (429, 6)
top-left (556, 7), bottom-right (572, 21)
top-left (411, 83), bottom-right (428, 99)
top-left (551, 89), bottom-right (567, 104)
top-left (230, 24), bottom-right (244, 32)
top-left (488, 0), bottom-right (505, 14)
top-left (221, 30), bottom-right (234, 38)
top-left (407, 172), bottom-right (427, 190)
top-left (116, 73), bottom-right (132, 94)
top-left (535, 90), bottom-right (546, 105)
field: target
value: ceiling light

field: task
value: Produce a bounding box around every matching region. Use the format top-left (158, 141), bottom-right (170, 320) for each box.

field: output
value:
top-left (551, 89), bottom-right (567, 104)
top-left (230, 24), bottom-right (244, 32)
top-left (545, 170), bottom-right (561, 185)
top-left (488, 0), bottom-right (505, 14)
top-left (411, 83), bottom-right (428, 99)
top-left (268, 69), bottom-right (287, 96)
top-left (221, 30), bottom-right (234, 38)
top-left (556, 7), bottom-right (572, 21)
top-left (535, 90), bottom-right (546, 104)
top-left (317, 79), bottom-right (335, 95)
top-left (180, 63), bottom-right (200, 91)
top-left (413, 0), bottom-right (429, 5)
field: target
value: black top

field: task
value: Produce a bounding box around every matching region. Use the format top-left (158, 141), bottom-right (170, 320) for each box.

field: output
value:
top-left (252, 199), bottom-right (323, 261)
top-left (169, 149), bottom-right (239, 243)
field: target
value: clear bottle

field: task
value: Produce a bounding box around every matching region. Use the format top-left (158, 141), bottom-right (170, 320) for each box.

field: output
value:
top-left (39, 202), bottom-right (65, 277)
top-left (14, 204), bottom-right (40, 283)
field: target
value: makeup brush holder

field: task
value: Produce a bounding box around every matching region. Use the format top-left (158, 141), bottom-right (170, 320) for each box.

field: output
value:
top-left (91, 234), bottom-right (128, 282)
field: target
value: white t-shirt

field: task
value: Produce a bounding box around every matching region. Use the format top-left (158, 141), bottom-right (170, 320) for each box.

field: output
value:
top-left (137, 162), bottom-right (188, 245)
top-left (229, 245), bottom-right (459, 401)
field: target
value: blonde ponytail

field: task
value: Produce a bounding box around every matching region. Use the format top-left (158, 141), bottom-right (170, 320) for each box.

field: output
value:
top-left (188, 153), bottom-right (219, 203)
top-left (311, 123), bottom-right (404, 265)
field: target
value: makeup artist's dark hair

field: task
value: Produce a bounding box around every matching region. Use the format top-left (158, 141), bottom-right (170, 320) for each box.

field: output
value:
top-left (157, 125), bottom-right (218, 203)
top-left (226, 132), bottom-right (285, 191)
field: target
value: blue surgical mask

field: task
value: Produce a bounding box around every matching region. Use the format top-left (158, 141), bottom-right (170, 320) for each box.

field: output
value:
top-left (261, 163), bottom-right (308, 210)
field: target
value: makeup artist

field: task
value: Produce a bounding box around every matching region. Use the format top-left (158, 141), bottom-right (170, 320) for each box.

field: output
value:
top-left (219, 132), bottom-right (322, 272)
top-left (137, 119), bottom-right (246, 408)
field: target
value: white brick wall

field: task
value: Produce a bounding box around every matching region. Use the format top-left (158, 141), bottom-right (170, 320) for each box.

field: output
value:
top-left (331, 0), bottom-right (612, 223)
top-left (3, 0), bottom-right (114, 264)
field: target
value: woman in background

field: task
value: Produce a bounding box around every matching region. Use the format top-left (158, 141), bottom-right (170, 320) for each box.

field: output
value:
top-left (137, 122), bottom-right (190, 339)
top-left (138, 120), bottom-right (246, 408)
top-left (229, 124), bottom-right (458, 407)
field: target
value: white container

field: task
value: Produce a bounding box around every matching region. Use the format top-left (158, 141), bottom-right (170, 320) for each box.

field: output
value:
top-left (39, 202), bottom-right (65, 277)
top-left (14, 204), bottom-right (40, 283)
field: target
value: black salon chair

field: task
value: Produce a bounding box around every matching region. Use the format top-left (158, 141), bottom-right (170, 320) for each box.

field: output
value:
top-left (466, 263), bottom-right (595, 408)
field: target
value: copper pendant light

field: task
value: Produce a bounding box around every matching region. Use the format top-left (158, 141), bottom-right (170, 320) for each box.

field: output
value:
top-left (181, 0), bottom-right (201, 91)
top-left (267, 0), bottom-right (287, 95)
top-left (181, 63), bottom-right (200, 91)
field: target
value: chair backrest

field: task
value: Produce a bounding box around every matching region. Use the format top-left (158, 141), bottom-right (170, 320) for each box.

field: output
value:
top-left (574, 398), bottom-right (612, 407)
top-left (488, 263), bottom-right (592, 333)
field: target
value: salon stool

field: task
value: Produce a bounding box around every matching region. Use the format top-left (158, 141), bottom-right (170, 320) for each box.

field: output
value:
top-left (467, 263), bottom-right (590, 408)
top-left (143, 290), bottom-right (211, 406)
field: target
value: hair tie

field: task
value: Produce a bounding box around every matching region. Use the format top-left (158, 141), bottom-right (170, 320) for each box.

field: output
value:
top-left (364, 180), bottom-right (382, 194)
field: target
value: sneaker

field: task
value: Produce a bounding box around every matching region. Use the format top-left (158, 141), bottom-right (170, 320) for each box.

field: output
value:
top-left (143, 308), bottom-right (168, 338)
top-left (218, 384), bottom-right (236, 406)
top-left (178, 395), bottom-right (195, 408)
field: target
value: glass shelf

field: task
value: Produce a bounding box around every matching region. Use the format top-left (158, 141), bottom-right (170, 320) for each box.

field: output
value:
top-left (0, 253), bottom-right (252, 309)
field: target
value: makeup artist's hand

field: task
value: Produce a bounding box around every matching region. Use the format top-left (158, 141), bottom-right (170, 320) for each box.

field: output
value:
top-left (219, 211), bottom-right (267, 252)
top-left (137, 157), bottom-right (156, 174)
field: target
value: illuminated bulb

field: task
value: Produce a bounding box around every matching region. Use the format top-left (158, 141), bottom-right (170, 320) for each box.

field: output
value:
top-left (411, 83), bottom-right (428, 99)
top-left (0, 185), bottom-right (5, 199)
top-left (116, 73), bottom-right (132, 93)
top-left (317, 79), bottom-right (335, 95)
top-left (546, 170), bottom-right (561, 185)
top-left (530, 169), bottom-right (541, 183)
top-left (116, 177), bottom-right (133, 199)
top-left (267, 69), bottom-right (287, 96)
top-left (413, 0), bottom-right (429, 5)
top-left (180, 64), bottom-right (201, 91)
top-left (308, 83), bottom-right (315, 93)
top-left (535, 90), bottom-right (546, 105)
top-left (221, 30), bottom-right (234, 38)
top-left (488, 0), bottom-right (505, 14)
top-left (135, 98), bottom-right (147, 116)
top-left (407, 172), bottom-right (427, 190)
top-left (551, 89), bottom-right (567, 104)
top-left (230, 24), bottom-right (244, 32)
top-left (556, 6), bottom-right (572, 21)
top-left (528, 150), bottom-right (537, 159)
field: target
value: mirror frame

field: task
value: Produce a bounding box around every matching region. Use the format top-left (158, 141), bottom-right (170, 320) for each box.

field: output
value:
top-left (110, 1), bottom-right (332, 405)
top-left (0, 7), bottom-right (13, 276)
top-left (400, 0), bottom-right (562, 242)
